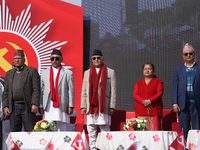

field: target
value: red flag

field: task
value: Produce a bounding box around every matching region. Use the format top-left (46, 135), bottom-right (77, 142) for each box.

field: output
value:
top-left (169, 130), bottom-right (186, 150)
top-left (71, 133), bottom-right (86, 150)
top-left (127, 141), bottom-right (142, 150)
top-left (10, 134), bottom-right (21, 150)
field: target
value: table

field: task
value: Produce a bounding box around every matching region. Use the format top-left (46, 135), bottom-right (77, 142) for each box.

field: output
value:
top-left (96, 131), bottom-right (178, 150)
top-left (6, 132), bottom-right (86, 150)
top-left (186, 130), bottom-right (200, 149)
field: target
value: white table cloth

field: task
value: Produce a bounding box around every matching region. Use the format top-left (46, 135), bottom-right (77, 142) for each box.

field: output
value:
top-left (6, 132), bottom-right (85, 150)
top-left (186, 130), bottom-right (200, 150)
top-left (96, 131), bottom-right (178, 150)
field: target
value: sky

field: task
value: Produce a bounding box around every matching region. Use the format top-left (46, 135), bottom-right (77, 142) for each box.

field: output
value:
top-left (61, 0), bottom-right (81, 6)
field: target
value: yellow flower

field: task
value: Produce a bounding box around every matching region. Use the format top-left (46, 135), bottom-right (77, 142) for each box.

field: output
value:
top-left (137, 124), bottom-right (141, 128)
top-left (41, 122), bottom-right (48, 129)
top-left (139, 118), bottom-right (144, 120)
top-left (34, 125), bottom-right (38, 130)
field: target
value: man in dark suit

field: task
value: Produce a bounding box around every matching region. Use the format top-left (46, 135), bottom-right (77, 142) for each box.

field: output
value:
top-left (3, 49), bottom-right (40, 132)
top-left (172, 43), bottom-right (200, 140)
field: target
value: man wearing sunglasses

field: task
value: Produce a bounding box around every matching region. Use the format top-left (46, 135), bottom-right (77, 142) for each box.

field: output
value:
top-left (81, 49), bottom-right (116, 150)
top-left (39, 49), bottom-right (74, 131)
top-left (3, 49), bottom-right (40, 132)
top-left (172, 43), bottom-right (200, 140)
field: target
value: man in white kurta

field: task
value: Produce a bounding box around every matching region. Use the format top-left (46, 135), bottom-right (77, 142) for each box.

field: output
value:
top-left (81, 49), bottom-right (117, 150)
top-left (39, 49), bottom-right (74, 131)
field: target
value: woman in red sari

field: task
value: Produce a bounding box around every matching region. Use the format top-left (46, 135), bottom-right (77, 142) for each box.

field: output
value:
top-left (133, 63), bottom-right (163, 130)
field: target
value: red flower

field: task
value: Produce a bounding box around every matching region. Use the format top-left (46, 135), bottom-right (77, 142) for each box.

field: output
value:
top-left (130, 121), bottom-right (136, 126)
top-left (153, 134), bottom-right (160, 142)
top-left (196, 130), bottom-right (200, 134)
top-left (128, 127), bottom-right (134, 131)
top-left (40, 138), bottom-right (47, 145)
top-left (106, 133), bottom-right (113, 140)
top-left (42, 120), bottom-right (48, 123)
top-left (129, 133), bottom-right (136, 140)
top-left (189, 143), bottom-right (194, 149)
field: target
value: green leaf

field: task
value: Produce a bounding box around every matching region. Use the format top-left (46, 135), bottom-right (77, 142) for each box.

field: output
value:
top-left (123, 125), bottom-right (127, 131)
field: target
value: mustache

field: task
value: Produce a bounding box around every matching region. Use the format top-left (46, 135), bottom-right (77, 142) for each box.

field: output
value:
top-left (94, 60), bottom-right (100, 63)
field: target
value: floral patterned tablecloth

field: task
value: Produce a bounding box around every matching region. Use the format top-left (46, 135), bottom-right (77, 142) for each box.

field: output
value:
top-left (96, 131), bottom-right (178, 150)
top-left (186, 130), bottom-right (200, 150)
top-left (6, 132), bottom-right (84, 150)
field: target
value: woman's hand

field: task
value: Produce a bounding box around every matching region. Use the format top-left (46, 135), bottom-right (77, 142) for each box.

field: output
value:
top-left (142, 99), bottom-right (151, 107)
top-left (143, 100), bottom-right (153, 110)
top-left (146, 104), bottom-right (153, 110)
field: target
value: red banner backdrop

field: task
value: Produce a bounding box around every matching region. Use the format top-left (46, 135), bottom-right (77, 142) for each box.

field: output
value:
top-left (0, 0), bottom-right (83, 123)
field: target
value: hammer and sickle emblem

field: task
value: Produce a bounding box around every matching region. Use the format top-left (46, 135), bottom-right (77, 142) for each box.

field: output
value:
top-left (72, 140), bottom-right (83, 150)
top-left (177, 135), bottom-right (185, 146)
top-left (0, 42), bottom-right (28, 72)
top-left (0, 48), bottom-right (12, 72)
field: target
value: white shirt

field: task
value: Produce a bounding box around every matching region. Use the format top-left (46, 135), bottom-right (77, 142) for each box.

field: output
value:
top-left (43, 67), bottom-right (70, 123)
top-left (184, 62), bottom-right (196, 69)
top-left (86, 67), bottom-right (111, 125)
top-left (67, 110), bottom-right (77, 131)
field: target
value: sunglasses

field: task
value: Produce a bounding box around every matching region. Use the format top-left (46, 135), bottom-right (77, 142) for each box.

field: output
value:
top-left (14, 57), bottom-right (23, 60)
top-left (183, 52), bottom-right (194, 56)
top-left (92, 57), bottom-right (101, 60)
top-left (51, 57), bottom-right (60, 61)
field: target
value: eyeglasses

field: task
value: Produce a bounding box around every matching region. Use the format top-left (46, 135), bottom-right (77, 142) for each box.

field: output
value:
top-left (144, 68), bottom-right (153, 71)
top-left (51, 57), bottom-right (60, 61)
top-left (14, 57), bottom-right (23, 60)
top-left (92, 57), bottom-right (101, 60)
top-left (183, 52), bottom-right (194, 56)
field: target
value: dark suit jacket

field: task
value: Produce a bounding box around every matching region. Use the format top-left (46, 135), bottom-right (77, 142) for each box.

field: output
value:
top-left (171, 63), bottom-right (200, 110)
top-left (3, 65), bottom-right (40, 113)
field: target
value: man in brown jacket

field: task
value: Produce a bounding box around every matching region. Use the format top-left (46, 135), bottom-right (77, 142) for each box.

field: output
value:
top-left (81, 49), bottom-right (117, 150)
top-left (3, 49), bottom-right (40, 132)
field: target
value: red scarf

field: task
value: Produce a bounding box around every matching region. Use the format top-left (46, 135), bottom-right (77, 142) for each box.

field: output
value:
top-left (89, 63), bottom-right (107, 114)
top-left (50, 65), bottom-right (62, 107)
